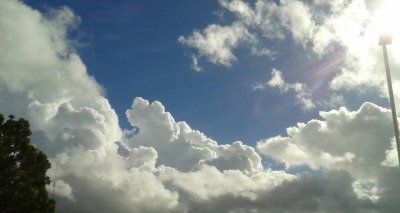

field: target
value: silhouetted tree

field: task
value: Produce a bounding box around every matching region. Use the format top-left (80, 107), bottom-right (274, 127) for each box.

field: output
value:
top-left (0, 114), bottom-right (55, 213)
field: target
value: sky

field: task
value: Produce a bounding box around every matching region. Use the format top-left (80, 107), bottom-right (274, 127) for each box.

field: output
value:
top-left (1, 0), bottom-right (400, 212)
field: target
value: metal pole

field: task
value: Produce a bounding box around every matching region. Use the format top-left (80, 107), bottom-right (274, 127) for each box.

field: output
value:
top-left (382, 44), bottom-right (400, 164)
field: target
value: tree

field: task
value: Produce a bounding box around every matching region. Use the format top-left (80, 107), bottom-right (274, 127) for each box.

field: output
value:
top-left (0, 114), bottom-right (55, 213)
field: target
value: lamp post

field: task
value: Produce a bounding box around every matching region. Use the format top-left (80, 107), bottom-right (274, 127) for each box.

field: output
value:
top-left (379, 34), bottom-right (400, 164)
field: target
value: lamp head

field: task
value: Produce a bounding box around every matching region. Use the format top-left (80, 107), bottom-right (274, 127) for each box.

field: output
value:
top-left (380, 34), bottom-right (393, 45)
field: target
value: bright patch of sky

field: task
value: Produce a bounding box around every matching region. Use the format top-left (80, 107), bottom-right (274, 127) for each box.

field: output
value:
top-left (1, 0), bottom-right (400, 212)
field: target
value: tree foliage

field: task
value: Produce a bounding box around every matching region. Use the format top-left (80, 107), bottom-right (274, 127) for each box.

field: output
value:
top-left (0, 114), bottom-right (55, 213)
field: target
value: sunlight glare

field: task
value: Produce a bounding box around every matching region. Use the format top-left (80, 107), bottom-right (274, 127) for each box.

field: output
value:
top-left (372, 0), bottom-right (398, 35)
top-left (369, 0), bottom-right (400, 59)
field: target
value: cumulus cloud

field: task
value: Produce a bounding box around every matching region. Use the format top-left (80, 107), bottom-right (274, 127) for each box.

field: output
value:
top-left (124, 97), bottom-right (263, 173)
top-left (254, 68), bottom-right (315, 110)
top-left (0, 1), bottom-right (294, 212)
top-left (0, 1), bottom-right (181, 212)
top-left (257, 102), bottom-right (397, 173)
top-left (257, 102), bottom-right (400, 211)
top-left (2, 1), bottom-right (400, 212)
top-left (178, 22), bottom-right (256, 67)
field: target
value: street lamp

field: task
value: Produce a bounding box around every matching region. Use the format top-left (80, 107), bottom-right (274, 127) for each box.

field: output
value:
top-left (379, 34), bottom-right (400, 164)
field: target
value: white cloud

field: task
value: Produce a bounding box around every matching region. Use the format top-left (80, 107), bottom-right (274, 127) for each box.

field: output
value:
top-left (2, 1), bottom-right (400, 212)
top-left (46, 179), bottom-right (75, 202)
top-left (0, 3), bottom-right (295, 212)
top-left (0, 1), bottom-right (182, 212)
top-left (318, 93), bottom-right (346, 109)
top-left (276, 0), bottom-right (315, 44)
top-left (257, 102), bottom-right (400, 209)
top-left (381, 140), bottom-right (400, 167)
top-left (250, 46), bottom-right (276, 58)
top-left (257, 102), bottom-right (397, 177)
top-left (191, 55), bottom-right (203, 72)
top-left (180, 0), bottom-right (400, 114)
top-left (179, 0), bottom-right (316, 69)
top-left (159, 165), bottom-right (294, 201)
top-left (267, 68), bottom-right (286, 89)
top-left (178, 22), bottom-right (255, 67)
top-left (124, 97), bottom-right (263, 174)
top-left (254, 68), bottom-right (315, 111)
top-left (218, 0), bottom-right (255, 24)
top-left (352, 179), bottom-right (380, 202)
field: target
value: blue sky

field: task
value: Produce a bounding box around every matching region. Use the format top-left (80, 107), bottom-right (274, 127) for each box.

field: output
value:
top-left (2, 0), bottom-right (400, 212)
top-left (23, 0), bottom-right (370, 145)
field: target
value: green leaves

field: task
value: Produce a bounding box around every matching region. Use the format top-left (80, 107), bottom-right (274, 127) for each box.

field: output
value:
top-left (0, 113), bottom-right (55, 213)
